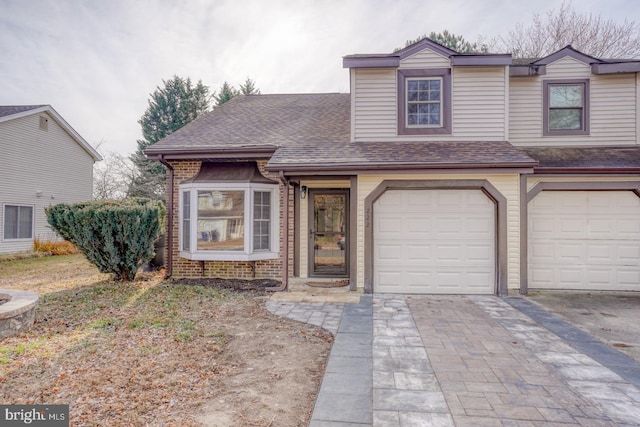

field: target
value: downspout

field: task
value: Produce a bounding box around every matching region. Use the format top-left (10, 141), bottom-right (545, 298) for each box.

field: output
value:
top-left (158, 155), bottom-right (174, 278)
top-left (267, 171), bottom-right (289, 292)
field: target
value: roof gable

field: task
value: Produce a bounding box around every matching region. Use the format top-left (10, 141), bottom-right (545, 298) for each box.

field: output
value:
top-left (511, 45), bottom-right (640, 76)
top-left (533, 45), bottom-right (603, 66)
top-left (0, 105), bottom-right (102, 161)
top-left (343, 37), bottom-right (512, 69)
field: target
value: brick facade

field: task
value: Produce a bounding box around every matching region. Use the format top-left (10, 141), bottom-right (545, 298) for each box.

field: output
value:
top-left (166, 160), bottom-right (291, 280)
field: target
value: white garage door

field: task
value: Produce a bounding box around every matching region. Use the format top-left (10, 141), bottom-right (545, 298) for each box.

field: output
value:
top-left (529, 191), bottom-right (640, 291)
top-left (374, 189), bottom-right (496, 294)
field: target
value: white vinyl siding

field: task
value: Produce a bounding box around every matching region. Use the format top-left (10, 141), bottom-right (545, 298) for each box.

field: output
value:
top-left (353, 67), bottom-right (508, 141)
top-left (357, 174), bottom-right (521, 292)
top-left (0, 112), bottom-right (95, 253)
top-left (529, 191), bottom-right (640, 291)
top-left (510, 56), bottom-right (637, 146)
top-left (400, 49), bottom-right (450, 68)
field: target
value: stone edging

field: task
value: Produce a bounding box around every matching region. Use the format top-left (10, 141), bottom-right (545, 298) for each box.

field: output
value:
top-left (0, 289), bottom-right (39, 339)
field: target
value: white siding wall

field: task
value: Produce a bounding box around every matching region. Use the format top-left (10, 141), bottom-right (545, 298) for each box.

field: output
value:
top-left (0, 113), bottom-right (95, 253)
top-left (353, 48), bottom-right (508, 142)
top-left (510, 56), bottom-right (638, 146)
top-left (357, 174), bottom-right (521, 291)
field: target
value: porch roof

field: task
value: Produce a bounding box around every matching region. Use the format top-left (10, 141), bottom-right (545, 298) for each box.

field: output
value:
top-left (265, 140), bottom-right (537, 173)
top-left (523, 146), bottom-right (640, 173)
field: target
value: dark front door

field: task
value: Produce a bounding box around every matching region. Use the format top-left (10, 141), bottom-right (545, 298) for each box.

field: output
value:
top-left (309, 190), bottom-right (348, 277)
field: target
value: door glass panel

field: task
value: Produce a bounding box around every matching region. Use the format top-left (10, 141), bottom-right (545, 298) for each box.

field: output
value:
top-left (312, 192), bottom-right (347, 276)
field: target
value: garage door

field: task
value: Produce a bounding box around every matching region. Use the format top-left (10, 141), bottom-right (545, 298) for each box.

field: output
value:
top-left (374, 189), bottom-right (495, 294)
top-left (529, 191), bottom-right (640, 290)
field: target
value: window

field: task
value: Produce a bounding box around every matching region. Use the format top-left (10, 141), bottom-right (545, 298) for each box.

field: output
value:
top-left (3, 205), bottom-right (33, 240)
top-left (179, 184), bottom-right (279, 261)
top-left (543, 79), bottom-right (589, 135)
top-left (253, 191), bottom-right (271, 251)
top-left (398, 68), bottom-right (452, 135)
top-left (197, 190), bottom-right (244, 251)
top-left (182, 191), bottom-right (191, 251)
top-left (407, 78), bottom-right (442, 126)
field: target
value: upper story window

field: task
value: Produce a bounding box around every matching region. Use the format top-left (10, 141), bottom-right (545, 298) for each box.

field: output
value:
top-left (3, 205), bottom-right (33, 240)
top-left (406, 78), bottom-right (442, 126)
top-left (543, 79), bottom-right (590, 136)
top-left (398, 68), bottom-right (451, 135)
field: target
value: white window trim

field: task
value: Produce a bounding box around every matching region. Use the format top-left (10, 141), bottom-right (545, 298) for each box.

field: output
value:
top-left (179, 182), bottom-right (279, 261)
top-left (2, 204), bottom-right (35, 242)
top-left (405, 76), bottom-right (443, 128)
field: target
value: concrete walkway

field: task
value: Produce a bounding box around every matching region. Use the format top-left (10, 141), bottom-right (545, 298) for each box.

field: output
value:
top-left (266, 295), bottom-right (640, 426)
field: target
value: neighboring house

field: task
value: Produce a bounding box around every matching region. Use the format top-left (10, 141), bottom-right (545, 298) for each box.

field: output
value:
top-left (0, 105), bottom-right (102, 254)
top-left (145, 39), bottom-right (640, 295)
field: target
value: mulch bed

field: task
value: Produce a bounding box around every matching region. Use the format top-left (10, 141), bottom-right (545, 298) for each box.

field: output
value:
top-left (168, 278), bottom-right (281, 293)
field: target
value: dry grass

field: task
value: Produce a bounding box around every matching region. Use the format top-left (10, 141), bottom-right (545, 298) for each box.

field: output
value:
top-left (33, 238), bottom-right (79, 256)
top-left (0, 254), bottom-right (332, 426)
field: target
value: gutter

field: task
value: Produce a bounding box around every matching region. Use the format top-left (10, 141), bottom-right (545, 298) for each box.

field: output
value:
top-left (158, 155), bottom-right (174, 278)
top-left (267, 171), bottom-right (289, 292)
top-left (533, 167), bottom-right (640, 174)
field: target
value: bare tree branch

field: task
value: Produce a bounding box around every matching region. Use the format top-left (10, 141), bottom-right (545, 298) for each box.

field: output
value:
top-left (499, 1), bottom-right (640, 58)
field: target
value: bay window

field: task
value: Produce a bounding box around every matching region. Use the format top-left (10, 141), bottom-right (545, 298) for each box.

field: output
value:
top-left (179, 162), bottom-right (279, 261)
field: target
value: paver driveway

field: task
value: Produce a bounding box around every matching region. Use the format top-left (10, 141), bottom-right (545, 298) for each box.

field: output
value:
top-left (268, 294), bottom-right (640, 426)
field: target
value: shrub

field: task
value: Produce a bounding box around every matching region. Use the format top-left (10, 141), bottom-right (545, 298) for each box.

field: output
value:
top-left (46, 198), bottom-right (166, 281)
top-left (33, 238), bottom-right (79, 255)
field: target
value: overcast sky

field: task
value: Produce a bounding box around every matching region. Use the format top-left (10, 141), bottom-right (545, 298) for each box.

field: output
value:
top-left (2, 0), bottom-right (639, 156)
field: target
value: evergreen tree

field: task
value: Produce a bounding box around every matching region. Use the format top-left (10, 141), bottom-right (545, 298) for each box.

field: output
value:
top-left (213, 81), bottom-right (239, 106)
top-left (239, 77), bottom-right (260, 95)
top-left (398, 30), bottom-right (489, 53)
top-left (130, 76), bottom-right (210, 200)
top-left (47, 198), bottom-right (166, 281)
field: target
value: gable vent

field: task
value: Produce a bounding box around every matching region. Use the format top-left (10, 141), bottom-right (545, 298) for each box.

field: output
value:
top-left (39, 116), bottom-right (48, 131)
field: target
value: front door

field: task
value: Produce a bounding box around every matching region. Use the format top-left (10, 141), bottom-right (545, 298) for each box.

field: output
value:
top-left (309, 190), bottom-right (348, 276)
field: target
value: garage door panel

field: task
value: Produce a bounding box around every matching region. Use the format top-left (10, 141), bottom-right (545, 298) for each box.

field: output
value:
top-left (406, 244), bottom-right (434, 260)
top-left (377, 244), bottom-right (403, 260)
top-left (617, 219), bottom-right (640, 236)
top-left (467, 245), bottom-right (493, 262)
top-left (529, 190), bottom-right (640, 291)
top-left (405, 216), bottom-right (432, 233)
top-left (374, 189), bottom-right (495, 294)
top-left (618, 270), bottom-right (640, 285)
top-left (618, 245), bottom-right (640, 262)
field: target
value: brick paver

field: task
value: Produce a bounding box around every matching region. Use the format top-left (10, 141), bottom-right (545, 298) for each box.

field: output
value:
top-left (267, 294), bottom-right (640, 426)
top-left (408, 295), bottom-right (640, 426)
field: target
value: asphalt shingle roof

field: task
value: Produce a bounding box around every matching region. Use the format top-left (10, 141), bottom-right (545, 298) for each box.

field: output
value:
top-left (0, 105), bottom-right (47, 118)
top-left (147, 93), bottom-right (537, 170)
top-left (147, 93), bottom-right (350, 152)
top-left (267, 140), bottom-right (537, 171)
top-left (523, 147), bottom-right (640, 170)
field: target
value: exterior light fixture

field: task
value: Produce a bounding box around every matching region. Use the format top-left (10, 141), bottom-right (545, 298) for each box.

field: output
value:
top-left (300, 185), bottom-right (308, 199)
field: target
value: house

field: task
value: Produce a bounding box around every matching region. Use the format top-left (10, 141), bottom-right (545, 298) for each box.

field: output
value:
top-left (145, 39), bottom-right (640, 295)
top-left (0, 105), bottom-right (102, 254)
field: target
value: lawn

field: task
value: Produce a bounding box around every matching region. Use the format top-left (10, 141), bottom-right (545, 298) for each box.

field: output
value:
top-left (0, 254), bottom-right (332, 426)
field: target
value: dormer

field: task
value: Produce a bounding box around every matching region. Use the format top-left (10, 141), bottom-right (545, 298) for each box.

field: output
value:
top-left (343, 38), bottom-right (512, 143)
top-left (509, 45), bottom-right (640, 147)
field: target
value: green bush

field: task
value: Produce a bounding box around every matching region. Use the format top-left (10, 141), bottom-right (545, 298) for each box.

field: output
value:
top-left (46, 198), bottom-right (166, 281)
